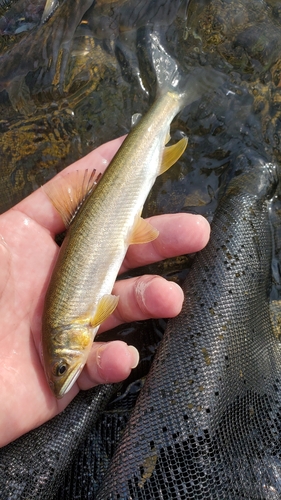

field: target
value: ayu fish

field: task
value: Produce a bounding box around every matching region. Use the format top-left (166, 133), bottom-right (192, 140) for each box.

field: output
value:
top-left (42, 91), bottom-right (186, 398)
top-left (42, 37), bottom-right (225, 398)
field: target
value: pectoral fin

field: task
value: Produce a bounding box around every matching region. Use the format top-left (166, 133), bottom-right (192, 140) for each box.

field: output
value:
top-left (43, 169), bottom-right (102, 227)
top-left (129, 217), bottom-right (159, 244)
top-left (159, 136), bottom-right (188, 175)
top-left (90, 294), bottom-right (119, 328)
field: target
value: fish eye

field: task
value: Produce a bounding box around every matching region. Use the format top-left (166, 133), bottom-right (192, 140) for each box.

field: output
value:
top-left (53, 361), bottom-right (68, 377)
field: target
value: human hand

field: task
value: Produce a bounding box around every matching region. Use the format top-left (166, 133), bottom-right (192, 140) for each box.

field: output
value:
top-left (0, 137), bottom-right (210, 447)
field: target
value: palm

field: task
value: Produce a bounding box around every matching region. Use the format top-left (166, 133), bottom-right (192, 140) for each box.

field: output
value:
top-left (0, 137), bottom-right (210, 447)
top-left (0, 207), bottom-right (63, 446)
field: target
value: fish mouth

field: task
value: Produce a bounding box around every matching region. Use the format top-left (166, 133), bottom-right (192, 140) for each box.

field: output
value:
top-left (52, 363), bottom-right (84, 399)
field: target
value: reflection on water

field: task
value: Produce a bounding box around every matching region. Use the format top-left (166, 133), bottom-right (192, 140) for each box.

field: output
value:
top-left (0, 0), bottom-right (186, 209)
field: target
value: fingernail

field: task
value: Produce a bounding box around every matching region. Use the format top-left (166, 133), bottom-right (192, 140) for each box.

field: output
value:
top-left (169, 281), bottom-right (183, 293)
top-left (196, 214), bottom-right (211, 232)
top-left (128, 345), bottom-right (139, 369)
top-left (96, 344), bottom-right (107, 369)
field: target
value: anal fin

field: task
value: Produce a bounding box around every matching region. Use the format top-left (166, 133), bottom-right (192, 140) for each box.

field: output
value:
top-left (159, 136), bottom-right (188, 175)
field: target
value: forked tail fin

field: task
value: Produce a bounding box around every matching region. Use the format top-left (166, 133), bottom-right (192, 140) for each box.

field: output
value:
top-left (150, 32), bottom-right (227, 108)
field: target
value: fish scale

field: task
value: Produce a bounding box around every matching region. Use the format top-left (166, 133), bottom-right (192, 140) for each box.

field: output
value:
top-left (96, 153), bottom-right (281, 499)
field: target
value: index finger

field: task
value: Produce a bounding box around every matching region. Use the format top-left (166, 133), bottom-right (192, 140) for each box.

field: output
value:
top-left (11, 136), bottom-right (126, 234)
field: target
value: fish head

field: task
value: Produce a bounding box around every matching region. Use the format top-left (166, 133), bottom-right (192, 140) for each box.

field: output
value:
top-left (46, 352), bottom-right (85, 398)
top-left (42, 325), bottom-right (93, 398)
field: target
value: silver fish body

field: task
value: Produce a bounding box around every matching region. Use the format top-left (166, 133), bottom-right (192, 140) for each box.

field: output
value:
top-left (42, 89), bottom-right (187, 397)
top-left (42, 56), bottom-right (226, 397)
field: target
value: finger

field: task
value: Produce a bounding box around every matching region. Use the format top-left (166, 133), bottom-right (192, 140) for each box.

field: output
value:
top-left (99, 275), bottom-right (184, 333)
top-left (12, 136), bottom-right (126, 234)
top-left (77, 341), bottom-right (139, 390)
top-left (120, 213), bottom-right (210, 273)
top-left (79, 275), bottom-right (185, 388)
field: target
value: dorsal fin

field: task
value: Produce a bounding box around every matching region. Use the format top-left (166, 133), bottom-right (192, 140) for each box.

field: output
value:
top-left (43, 169), bottom-right (102, 227)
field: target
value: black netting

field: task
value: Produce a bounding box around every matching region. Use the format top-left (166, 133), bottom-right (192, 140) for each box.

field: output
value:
top-left (0, 384), bottom-right (120, 499)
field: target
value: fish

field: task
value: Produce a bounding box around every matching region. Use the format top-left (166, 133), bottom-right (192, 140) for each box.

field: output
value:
top-left (42, 92), bottom-right (187, 398)
top-left (95, 151), bottom-right (281, 498)
top-left (42, 36), bottom-right (226, 398)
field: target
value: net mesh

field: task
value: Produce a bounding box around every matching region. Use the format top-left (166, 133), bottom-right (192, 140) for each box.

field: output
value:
top-left (0, 384), bottom-right (119, 499)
